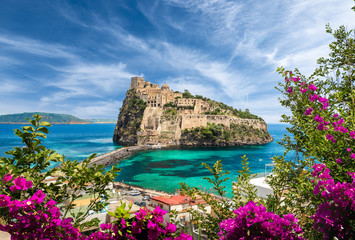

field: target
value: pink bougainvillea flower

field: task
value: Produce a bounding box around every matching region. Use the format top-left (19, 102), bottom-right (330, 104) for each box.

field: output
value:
top-left (285, 77), bottom-right (290, 82)
top-left (287, 87), bottom-right (293, 93)
top-left (300, 82), bottom-right (306, 86)
top-left (10, 176), bottom-right (32, 192)
top-left (292, 76), bottom-right (300, 82)
top-left (308, 84), bottom-right (317, 91)
top-left (305, 108), bottom-right (313, 116)
top-left (100, 223), bottom-right (112, 231)
top-left (309, 94), bottom-right (318, 102)
top-left (347, 148), bottom-right (352, 152)
top-left (336, 158), bottom-right (342, 164)
top-left (3, 173), bottom-right (12, 183)
top-left (333, 114), bottom-right (339, 118)
top-left (300, 87), bottom-right (307, 93)
top-left (351, 153), bottom-right (355, 159)
top-left (0, 194), bottom-right (11, 207)
top-left (314, 115), bottom-right (324, 123)
top-left (326, 134), bottom-right (336, 143)
top-left (349, 130), bottom-right (355, 139)
top-left (29, 190), bottom-right (46, 204)
top-left (317, 123), bottom-right (328, 131)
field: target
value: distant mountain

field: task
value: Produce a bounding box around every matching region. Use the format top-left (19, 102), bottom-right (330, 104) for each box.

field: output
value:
top-left (0, 112), bottom-right (89, 124)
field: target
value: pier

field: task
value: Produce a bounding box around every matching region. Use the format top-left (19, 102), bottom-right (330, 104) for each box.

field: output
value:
top-left (88, 144), bottom-right (168, 167)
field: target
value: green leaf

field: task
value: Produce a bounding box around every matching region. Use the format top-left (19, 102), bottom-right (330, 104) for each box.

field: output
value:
top-left (40, 121), bottom-right (52, 127)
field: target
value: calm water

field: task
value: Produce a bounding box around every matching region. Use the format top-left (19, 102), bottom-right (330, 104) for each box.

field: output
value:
top-left (0, 123), bottom-right (290, 196)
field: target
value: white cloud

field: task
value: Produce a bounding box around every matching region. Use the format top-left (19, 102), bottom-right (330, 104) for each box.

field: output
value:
top-left (71, 100), bottom-right (122, 119)
top-left (0, 34), bottom-right (78, 61)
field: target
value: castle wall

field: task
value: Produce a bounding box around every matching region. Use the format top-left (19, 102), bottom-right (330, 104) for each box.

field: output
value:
top-left (230, 118), bottom-right (267, 131)
top-left (206, 115), bottom-right (231, 128)
top-left (180, 115), bottom-right (208, 130)
top-left (180, 114), bottom-right (267, 131)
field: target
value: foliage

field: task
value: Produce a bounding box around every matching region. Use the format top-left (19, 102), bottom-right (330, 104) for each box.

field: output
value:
top-left (182, 89), bottom-right (194, 98)
top-left (97, 204), bottom-right (192, 240)
top-left (162, 108), bottom-right (178, 121)
top-left (114, 89), bottom-right (147, 144)
top-left (0, 174), bottom-right (83, 240)
top-left (232, 155), bottom-right (260, 207)
top-left (164, 102), bottom-right (177, 108)
top-left (218, 201), bottom-right (304, 240)
top-left (0, 115), bottom-right (120, 229)
top-left (0, 112), bottom-right (87, 124)
top-left (0, 174), bottom-right (191, 240)
top-left (179, 160), bottom-right (235, 239)
top-left (311, 164), bottom-right (355, 239)
top-left (181, 122), bottom-right (271, 145)
top-left (268, 23), bottom-right (355, 239)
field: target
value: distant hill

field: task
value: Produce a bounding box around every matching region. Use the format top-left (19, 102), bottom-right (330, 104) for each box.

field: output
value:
top-left (0, 112), bottom-right (89, 124)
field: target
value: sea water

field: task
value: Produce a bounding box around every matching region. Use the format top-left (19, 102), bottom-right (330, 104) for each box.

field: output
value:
top-left (0, 123), bottom-right (291, 195)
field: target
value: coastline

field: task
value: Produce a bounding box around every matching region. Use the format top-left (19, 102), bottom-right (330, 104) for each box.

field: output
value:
top-left (0, 122), bottom-right (115, 125)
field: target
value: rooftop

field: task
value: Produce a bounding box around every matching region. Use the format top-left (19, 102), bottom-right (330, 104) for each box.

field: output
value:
top-left (151, 195), bottom-right (191, 206)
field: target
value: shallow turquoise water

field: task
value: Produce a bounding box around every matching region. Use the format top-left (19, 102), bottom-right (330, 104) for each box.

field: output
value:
top-left (0, 123), bottom-right (290, 196)
top-left (111, 124), bottom-right (290, 196)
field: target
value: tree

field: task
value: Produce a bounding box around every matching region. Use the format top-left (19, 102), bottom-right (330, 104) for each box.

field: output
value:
top-left (0, 115), bottom-right (120, 229)
top-left (268, 22), bottom-right (355, 239)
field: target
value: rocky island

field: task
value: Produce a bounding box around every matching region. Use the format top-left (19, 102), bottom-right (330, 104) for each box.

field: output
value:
top-left (113, 77), bottom-right (273, 146)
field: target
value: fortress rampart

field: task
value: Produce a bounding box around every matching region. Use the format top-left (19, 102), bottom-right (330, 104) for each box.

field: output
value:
top-left (116, 77), bottom-right (271, 146)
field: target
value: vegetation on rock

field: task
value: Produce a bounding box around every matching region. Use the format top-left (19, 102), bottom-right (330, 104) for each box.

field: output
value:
top-left (180, 122), bottom-right (271, 145)
top-left (113, 89), bottom-right (147, 145)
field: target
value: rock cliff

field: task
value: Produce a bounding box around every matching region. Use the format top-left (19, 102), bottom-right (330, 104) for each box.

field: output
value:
top-left (113, 77), bottom-right (273, 146)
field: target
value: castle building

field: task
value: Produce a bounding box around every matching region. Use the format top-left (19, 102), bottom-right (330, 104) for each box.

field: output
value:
top-left (130, 77), bottom-right (182, 107)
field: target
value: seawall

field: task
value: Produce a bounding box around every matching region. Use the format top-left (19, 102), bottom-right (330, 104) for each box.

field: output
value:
top-left (88, 144), bottom-right (169, 167)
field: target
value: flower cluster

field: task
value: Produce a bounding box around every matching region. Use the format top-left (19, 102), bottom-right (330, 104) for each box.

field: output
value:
top-left (0, 174), bottom-right (82, 240)
top-left (89, 206), bottom-right (191, 240)
top-left (284, 71), bottom-right (355, 162)
top-left (218, 201), bottom-right (304, 240)
top-left (311, 164), bottom-right (355, 240)
top-left (0, 174), bottom-right (191, 240)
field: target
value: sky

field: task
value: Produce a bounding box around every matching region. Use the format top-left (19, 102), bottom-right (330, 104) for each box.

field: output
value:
top-left (0, 0), bottom-right (354, 123)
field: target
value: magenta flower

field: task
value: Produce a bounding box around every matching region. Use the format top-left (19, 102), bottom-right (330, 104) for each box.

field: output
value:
top-left (29, 190), bottom-right (46, 204)
top-left (309, 94), bottom-right (318, 102)
top-left (100, 223), bottom-right (112, 231)
top-left (347, 148), bottom-right (352, 152)
top-left (9, 176), bottom-right (33, 192)
top-left (326, 134), bottom-right (336, 143)
top-left (351, 153), bottom-right (355, 159)
top-left (349, 130), bottom-right (355, 139)
top-left (317, 123), bottom-right (328, 131)
top-left (304, 108), bottom-right (313, 116)
top-left (287, 87), bottom-right (293, 93)
top-left (285, 77), bottom-right (290, 82)
top-left (292, 76), bottom-right (300, 82)
top-left (300, 82), bottom-right (306, 86)
top-left (300, 87), bottom-right (307, 93)
top-left (219, 201), bottom-right (304, 240)
top-left (308, 84), bottom-right (317, 91)
top-left (0, 194), bottom-right (11, 207)
top-left (3, 173), bottom-right (13, 183)
top-left (336, 158), bottom-right (342, 164)
top-left (314, 115), bottom-right (324, 123)
top-left (333, 114), bottom-right (339, 118)
top-left (165, 223), bottom-right (177, 233)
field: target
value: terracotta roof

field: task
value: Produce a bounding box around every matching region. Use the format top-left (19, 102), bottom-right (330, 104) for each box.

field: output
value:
top-left (151, 195), bottom-right (191, 206)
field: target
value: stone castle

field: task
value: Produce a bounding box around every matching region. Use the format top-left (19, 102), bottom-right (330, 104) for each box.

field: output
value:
top-left (130, 77), bottom-right (210, 114)
top-left (119, 77), bottom-right (271, 146)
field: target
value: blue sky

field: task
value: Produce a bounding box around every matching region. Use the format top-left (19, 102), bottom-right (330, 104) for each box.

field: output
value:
top-left (0, 0), bottom-right (354, 123)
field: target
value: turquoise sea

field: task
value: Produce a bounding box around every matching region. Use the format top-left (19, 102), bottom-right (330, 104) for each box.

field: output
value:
top-left (0, 123), bottom-right (291, 196)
